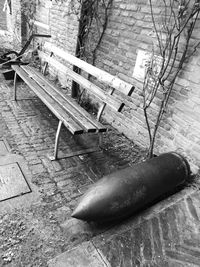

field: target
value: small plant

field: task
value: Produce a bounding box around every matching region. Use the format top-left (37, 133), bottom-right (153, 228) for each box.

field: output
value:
top-left (143, 0), bottom-right (200, 158)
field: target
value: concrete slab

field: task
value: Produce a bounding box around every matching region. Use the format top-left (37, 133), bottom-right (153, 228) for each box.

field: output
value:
top-left (48, 241), bottom-right (110, 267)
top-left (0, 154), bottom-right (40, 213)
top-left (0, 162), bottom-right (31, 202)
top-left (0, 141), bottom-right (8, 155)
top-left (0, 139), bottom-right (10, 155)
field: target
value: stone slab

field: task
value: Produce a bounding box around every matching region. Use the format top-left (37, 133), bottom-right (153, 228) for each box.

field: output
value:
top-left (0, 162), bottom-right (31, 201)
top-left (48, 241), bottom-right (110, 267)
top-left (0, 154), bottom-right (40, 214)
top-left (0, 140), bottom-right (9, 156)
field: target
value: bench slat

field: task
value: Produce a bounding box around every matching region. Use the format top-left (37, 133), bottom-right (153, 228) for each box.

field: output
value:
top-left (43, 42), bottom-right (134, 96)
top-left (21, 66), bottom-right (97, 133)
top-left (12, 65), bottom-right (84, 135)
top-left (39, 51), bottom-right (123, 112)
top-left (26, 66), bottom-right (107, 133)
top-left (22, 65), bottom-right (107, 133)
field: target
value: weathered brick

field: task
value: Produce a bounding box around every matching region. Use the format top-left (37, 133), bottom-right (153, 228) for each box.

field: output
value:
top-left (166, 250), bottom-right (200, 265)
top-left (30, 164), bottom-right (46, 175)
top-left (151, 217), bottom-right (164, 257)
top-left (186, 197), bottom-right (200, 222)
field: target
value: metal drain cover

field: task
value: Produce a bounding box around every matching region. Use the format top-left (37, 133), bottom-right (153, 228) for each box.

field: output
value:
top-left (0, 163), bottom-right (31, 202)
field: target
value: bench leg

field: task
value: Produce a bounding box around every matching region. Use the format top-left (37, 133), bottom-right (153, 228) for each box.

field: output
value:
top-left (98, 133), bottom-right (103, 147)
top-left (49, 120), bottom-right (63, 161)
top-left (13, 72), bottom-right (18, 101)
top-left (49, 132), bottom-right (103, 161)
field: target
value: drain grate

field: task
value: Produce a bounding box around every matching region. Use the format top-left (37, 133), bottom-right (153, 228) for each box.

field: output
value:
top-left (0, 162), bottom-right (31, 202)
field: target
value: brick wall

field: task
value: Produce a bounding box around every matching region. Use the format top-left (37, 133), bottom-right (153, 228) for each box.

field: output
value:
top-left (31, 0), bottom-right (200, 171)
top-left (89, 0), bottom-right (200, 172)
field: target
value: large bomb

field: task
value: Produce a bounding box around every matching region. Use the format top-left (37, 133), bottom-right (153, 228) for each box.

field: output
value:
top-left (72, 152), bottom-right (190, 222)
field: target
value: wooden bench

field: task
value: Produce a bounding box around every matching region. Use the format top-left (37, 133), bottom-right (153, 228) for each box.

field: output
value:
top-left (11, 42), bottom-right (134, 160)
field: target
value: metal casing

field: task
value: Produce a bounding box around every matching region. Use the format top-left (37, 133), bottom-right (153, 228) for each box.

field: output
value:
top-left (72, 152), bottom-right (190, 222)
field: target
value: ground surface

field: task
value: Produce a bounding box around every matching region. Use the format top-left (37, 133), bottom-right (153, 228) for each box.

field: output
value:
top-left (0, 72), bottom-right (200, 267)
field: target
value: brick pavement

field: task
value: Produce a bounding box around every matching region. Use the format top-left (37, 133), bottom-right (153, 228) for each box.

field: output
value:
top-left (91, 190), bottom-right (200, 266)
top-left (0, 73), bottom-right (200, 266)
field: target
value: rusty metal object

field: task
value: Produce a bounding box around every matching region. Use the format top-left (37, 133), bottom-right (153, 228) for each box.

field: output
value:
top-left (72, 152), bottom-right (190, 222)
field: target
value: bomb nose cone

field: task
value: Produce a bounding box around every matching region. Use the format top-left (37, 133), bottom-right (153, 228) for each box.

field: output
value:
top-left (71, 209), bottom-right (79, 219)
top-left (71, 185), bottom-right (106, 221)
top-left (71, 204), bottom-right (86, 219)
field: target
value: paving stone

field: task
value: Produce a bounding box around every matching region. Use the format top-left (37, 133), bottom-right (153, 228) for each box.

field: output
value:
top-left (175, 244), bottom-right (200, 259)
top-left (52, 160), bottom-right (63, 172)
top-left (60, 218), bottom-right (94, 243)
top-left (0, 162), bottom-right (31, 201)
top-left (186, 196), bottom-right (200, 222)
top-left (29, 164), bottom-right (46, 174)
top-left (48, 241), bottom-right (110, 267)
top-left (51, 206), bottom-right (71, 224)
top-left (165, 249), bottom-right (200, 266)
top-left (183, 235), bottom-right (200, 248)
top-left (41, 157), bottom-right (58, 173)
top-left (151, 217), bottom-right (164, 258)
top-left (165, 206), bottom-right (181, 247)
top-left (131, 227), bottom-right (144, 265)
top-left (93, 226), bottom-right (145, 266)
top-left (141, 221), bottom-right (153, 261)
top-left (0, 140), bottom-right (9, 155)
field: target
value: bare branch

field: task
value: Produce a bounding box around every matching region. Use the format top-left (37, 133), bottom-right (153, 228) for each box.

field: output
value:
top-left (143, 0), bottom-right (200, 158)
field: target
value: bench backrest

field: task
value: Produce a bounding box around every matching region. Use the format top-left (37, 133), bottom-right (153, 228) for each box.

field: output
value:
top-left (38, 41), bottom-right (135, 121)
